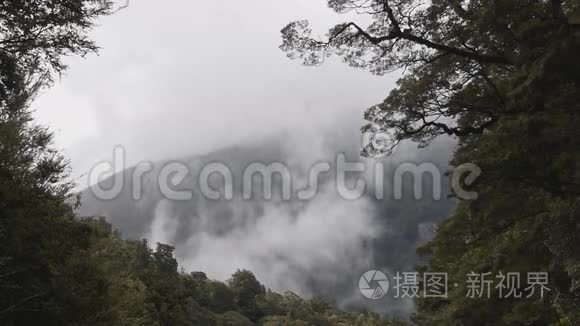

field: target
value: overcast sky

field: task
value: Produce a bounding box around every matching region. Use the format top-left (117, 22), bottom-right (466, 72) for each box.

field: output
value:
top-left (33, 0), bottom-right (397, 182)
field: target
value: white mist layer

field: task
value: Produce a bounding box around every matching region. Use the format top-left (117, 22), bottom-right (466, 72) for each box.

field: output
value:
top-left (148, 189), bottom-right (381, 297)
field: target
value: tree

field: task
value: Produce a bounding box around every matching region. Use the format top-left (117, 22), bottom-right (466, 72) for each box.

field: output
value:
top-left (0, 0), bottom-right (122, 85)
top-left (0, 2), bottom-right (404, 325)
top-left (281, 0), bottom-right (580, 324)
top-left (281, 0), bottom-right (580, 157)
top-left (0, 63), bottom-right (75, 323)
top-left (153, 243), bottom-right (179, 275)
top-left (0, 1), bottom-right (118, 323)
top-left (227, 269), bottom-right (265, 321)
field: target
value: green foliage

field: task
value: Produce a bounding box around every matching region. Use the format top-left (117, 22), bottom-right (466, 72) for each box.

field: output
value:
top-left (0, 2), bottom-right (118, 323)
top-left (282, 0), bottom-right (580, 324)
top-left (281, 0), bottom-right (580, 154)
top-left (2, 178), bottom-right (401, 325)
top-left (152, 243), bottom-right (179, 275)
top-left (228, 269), bottom-right (266, 321)
top-left (0, 1), bottom-right (401, 325)
top-left (0, 70), bottom-right (80, 324)
top-left (0, 0), bottom-right (118, 83)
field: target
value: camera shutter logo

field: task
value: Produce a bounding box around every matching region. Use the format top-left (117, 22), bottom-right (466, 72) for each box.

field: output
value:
top-left (359, 270), bottom-right (390, 299)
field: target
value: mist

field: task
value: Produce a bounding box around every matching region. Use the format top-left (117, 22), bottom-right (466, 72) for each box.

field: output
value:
top-left (33, 0), bottom-right (397, 179)
top-left (78, 115), bottom-right (456, 316)
top-left (34, 0), bottom-right (457, 318)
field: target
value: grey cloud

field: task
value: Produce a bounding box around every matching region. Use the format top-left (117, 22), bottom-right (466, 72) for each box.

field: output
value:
top-left (35, 0), bottom-right (457, 318)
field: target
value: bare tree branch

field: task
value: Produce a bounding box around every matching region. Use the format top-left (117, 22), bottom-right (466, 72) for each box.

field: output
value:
top-left (332, 20), bottom-right (514, 65)
top-left (0, 293), bottom-right (45, 315)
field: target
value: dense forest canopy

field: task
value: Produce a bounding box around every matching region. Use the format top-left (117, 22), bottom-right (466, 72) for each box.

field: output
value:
top-left (281, 0), bottom-right (580, 324)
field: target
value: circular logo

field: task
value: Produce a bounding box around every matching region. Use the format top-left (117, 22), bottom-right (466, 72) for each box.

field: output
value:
top-left (361, 128), bottom-right (398, 157)
top-left (359, 270), bottom-right (389, 299)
